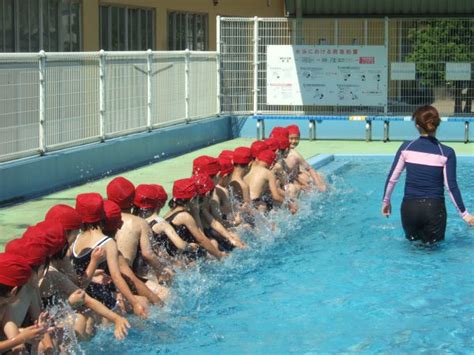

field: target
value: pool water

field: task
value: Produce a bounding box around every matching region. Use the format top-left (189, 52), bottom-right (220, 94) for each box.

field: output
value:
top-left (82, 156), bottom-right (473, 354)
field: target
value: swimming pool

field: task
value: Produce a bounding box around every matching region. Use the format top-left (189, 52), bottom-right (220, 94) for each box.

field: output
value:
top-left (82, 155), bottom-right (473, 354)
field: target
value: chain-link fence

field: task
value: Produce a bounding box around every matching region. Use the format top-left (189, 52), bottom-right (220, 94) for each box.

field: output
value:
top-left (0, 50), bottom-right (218, 162)
top-left (219, 17), bottom-right (474, 117)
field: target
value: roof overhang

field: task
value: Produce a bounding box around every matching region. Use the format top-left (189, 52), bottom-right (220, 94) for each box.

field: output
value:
top-left (285, 0), bottom-right (474, 17)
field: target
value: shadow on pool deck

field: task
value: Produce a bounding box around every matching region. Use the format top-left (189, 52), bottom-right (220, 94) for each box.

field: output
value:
top-left (0, 138), bottom-right (472, 249)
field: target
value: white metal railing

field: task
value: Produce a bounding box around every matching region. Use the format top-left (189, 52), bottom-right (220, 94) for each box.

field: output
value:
top-left (0, 50), bottom-right (218, 162)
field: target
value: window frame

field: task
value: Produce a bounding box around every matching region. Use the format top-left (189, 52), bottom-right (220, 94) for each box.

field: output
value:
top-left (0, 0), bottom-right (82, 52)
top-left (167, 10), bottom-right (208, 51)
top-left (99, 4), bottom-right (155, 51)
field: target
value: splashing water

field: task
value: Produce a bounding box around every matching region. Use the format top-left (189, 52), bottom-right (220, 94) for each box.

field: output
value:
top-left (46, 299), bottom-right (84, 354)
top-left (81, 186), bottom-right (328, 353)
top-left (81, 156), bottom-right (473, 353)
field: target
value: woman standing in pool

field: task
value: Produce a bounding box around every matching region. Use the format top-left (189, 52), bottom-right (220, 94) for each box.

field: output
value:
top-left (382, 105), bottom-right (474, 244)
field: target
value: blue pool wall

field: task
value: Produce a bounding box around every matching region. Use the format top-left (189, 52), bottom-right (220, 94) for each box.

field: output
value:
top-left (0, 116), bottom-right (234, 205)
top-left (234, 116), bottom-right (474, 142)
top-left (1, 114), bottom-right (472, 205)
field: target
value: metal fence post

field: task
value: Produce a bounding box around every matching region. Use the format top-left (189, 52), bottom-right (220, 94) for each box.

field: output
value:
top-left (309, 120), bottom-right (316, 141)
top-left (256, 118), bottom-right (265, 140)
top-left (365, 120), bottom-right (372, 142)
top-left (384, 16), bottom-right (389, 115)
top-left (216, 16), bottom-right (221, 116)
top-left (99, 50), bottom-right (106, 142)
top-left (383, 121), bottom-right (390, 142)
top-left (147, 49), bottom-right (153, 131)
top-left (292, 20), bottom-right (297, 44)
top-left (253, 16), bottom-right (259, 116)
top-left (185, 48), bottom-right (190, 123)
top-left (465, 121), bottom-right (470, 144)
top-left (38, 50), bottom-right (46, 155)
top-left (295, 0), bottom-right (303, 45)
top-left (364, 19), bottom-right (368, 45)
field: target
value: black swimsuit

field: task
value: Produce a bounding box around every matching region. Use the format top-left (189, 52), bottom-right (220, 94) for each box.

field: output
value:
top-left (149, 218), bottom-right (180, 257)
top-left (42, 294), bottom-right (59, 308)
top-left (71, 235), bottom-right (117, 310)
top-left (132, 245), bottom-right (149, 280)
top-left (252, 193), bottom-right (274, 211)
top-left (166, 210), bottom-right (207, 259)
top-left (203, 227), bottom-right (235, 252)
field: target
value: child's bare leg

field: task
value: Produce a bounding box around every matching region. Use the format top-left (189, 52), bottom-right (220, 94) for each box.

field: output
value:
top-left (145, 280), bottom-right (170, 301)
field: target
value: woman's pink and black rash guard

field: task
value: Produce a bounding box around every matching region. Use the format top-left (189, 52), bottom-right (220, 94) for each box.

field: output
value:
top-left (383, 136), bottom-right (469, 221)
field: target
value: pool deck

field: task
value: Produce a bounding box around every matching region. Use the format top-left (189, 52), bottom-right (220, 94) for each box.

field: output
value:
top-left (0, 139), bottom-right (472, 249)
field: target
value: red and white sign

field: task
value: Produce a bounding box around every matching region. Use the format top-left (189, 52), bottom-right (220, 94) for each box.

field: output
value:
top-left (359, 57), bottom-right (375, 64)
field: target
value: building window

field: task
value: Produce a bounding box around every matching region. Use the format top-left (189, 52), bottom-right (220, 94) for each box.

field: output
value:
top-left (99, 5), bottom-right (155, 51)
top-left (168, 12), bottom-right (208, 51)
top-left (0, 0), bottom-right (81, 52)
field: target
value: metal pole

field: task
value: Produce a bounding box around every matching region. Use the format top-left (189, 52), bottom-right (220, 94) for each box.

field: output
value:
top-left (146, 49), bottom-right (152, 131)
top-left (334, 19), bottom-right (338, 45)
top-left (253, 16), bottom-right (259, 116)
top-left (365, 120), bottom-right (372, 142)
top-left (295, 0), bottom-right (303, 45)
top-left (38, 50), bottom-right (46, 155)
top-left (364, 19), bottom-right (368, 46)
top-left (397, 19), bottom-right (402, 101)
top-left (465, 121), bottom-right (470, 143)
top-left (257, 118), bottom-right (265, 140)
top-left (384, 16), bottom-right (389, 115)
top-left (309, 120), bottom-right (316, 140)
top-left (292, 19), bottom-right (297, 44)
top-left (39, 0), bottom-right (44, 50)
top-left (185, 48), bottom-right (190, 123)
top-left (383, 121), bottom-right (390, 142)
top-left (99, 50), bottom-right (106, 141)
top-left (216, 16), bottom-right (221, 116)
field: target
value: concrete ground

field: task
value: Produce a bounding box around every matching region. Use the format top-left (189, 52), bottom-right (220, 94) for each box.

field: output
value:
top-left (0, 138), bottom-right (472, 250)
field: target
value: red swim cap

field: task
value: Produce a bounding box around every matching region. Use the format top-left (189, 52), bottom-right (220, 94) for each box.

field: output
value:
top-left (192, 174), bottom-right (215, 196)
top-left (5, 237), bottom-right (49, 267)
top-left (192, 156), bottom-right (221, 177)
top-left (276, 135), bottom-right (290, 150)
top-left (233, 147), bottom-right (252, 165)
top-left (0, 253), bottom-right (32, 287)
top-left (106, 177), bottom-right (135, 209)
top-left (287, 125), bottom-right (300, 136)
top-left (34, 220), bottom-right (67, 255)
top-left (270, 127), bottom-right (289, 139)
top-left (218, 150), bottom-right (234, 162)
top-left (250, 141), bottom-right (267, 159)
top-left (257, 150), bottom-right (276, 167)
top-left (134, 184), bottom-right (160, 209)
top-left (45, 204), bottom-right (82, 231)
top-left (172, 178), bottom-right (198, 200)
top-left (218, 157), bottom-right (234, 176)
top-left (264, 138), bottom-right (279, 152)
top-left (76, 193), bottom-right (105, 223)
top-left (152, 184), bottom-right (168, 204)
top-left (103, 200), bottom-right (123, 234)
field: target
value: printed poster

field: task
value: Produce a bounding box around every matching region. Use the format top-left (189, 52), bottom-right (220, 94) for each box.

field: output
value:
top-left (266, 45), bottom-right (388, 106)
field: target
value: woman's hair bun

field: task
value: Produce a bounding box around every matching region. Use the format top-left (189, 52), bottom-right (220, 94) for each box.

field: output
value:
top-left (412, 105), bottom-right (440, 133)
